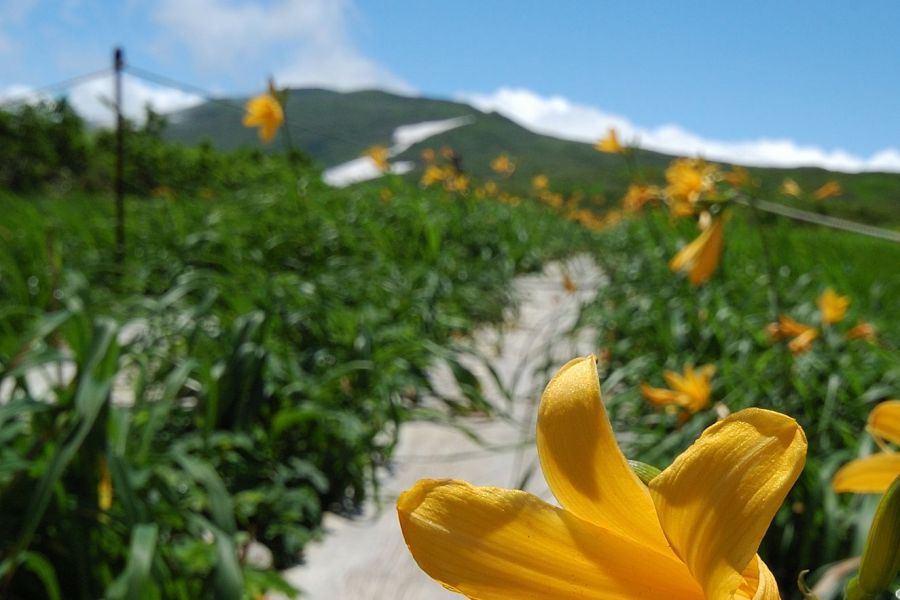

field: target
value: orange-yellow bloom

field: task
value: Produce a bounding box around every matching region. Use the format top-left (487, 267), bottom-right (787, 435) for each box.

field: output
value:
top-left (531, 174), bottom-right (549, 192)
top-left (641, 364), bottom-right (716, 414)
top-left (767, 315), bottom-right (815, 340)
top-left (622, 184), bottom-right (660, 213)
top-left (781, 179), bottom-right (802, 197)
top-left (490, 153), bottom-right (515, 176)
top-left (595, 128), bottom-right (624, 154)
top-left (723, 166), bottom-right (750, 187)
top-left (787, 328), bottom-right (819, 354)
top-left (363, 145), bottom-right (390, 172)
top-left (664, 158), bottom-right (719, 209)
top-left (420, 164), bottom-right (451, 187)
top-left (242, 93), bottom-right (284, 143)
top-left (813, 180), bottom-right (842, 200)
top-left (833, 401), bottom-right (900, 493)
top-left (818, 288), bottom-right (849, 324)
top-left (421, 148), bottom-right (435, 162)
top-left (669, 217), bottom-right (724, 285)
top-left (399, 356), bottom-right (806, 600)
top-left (847, 321), bottom-right (877, 342)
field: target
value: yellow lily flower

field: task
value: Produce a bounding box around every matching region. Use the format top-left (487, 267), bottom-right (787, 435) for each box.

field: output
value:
top-left (787, 328), bottom-right (818, 354)
top-left (421, 148), bottom-right (435, 162)
top-left (595, 128), bottom-right (624, 153)
top-left (664, 158), bottom-right (719, 208)
top-left (813, 180), bottom-right (842, 201)
top-left (780, 178), bottom-right (802, 198)
top-left (766, 315), bottom-right (815, 340)
top-left (532, 174), bottom-right (549, 192)
top-left (242, 93), bottom-right (284, 143)
top-left (641, 364), bottom-right (716, 414)
top-left (621, 184), bottom-right (660, 213)
top-left (817, 288), bottom-right (849, 324)
top-left (399, 356), bottom-right (806, 599)
top-left (420, 164), bottom-right (450, 187)
top-left (669, 217), bottom-right (724, 285)
top-left (847, 321), bottom-right (877, 342)
top-left (833, 400), bottom-right (900, 493)
top-left (363, 145), bottom-right (390, 172)
top-left (490, 153), bottom-right (516, 176)
top-left (723, 166), bottom-right (750, 187)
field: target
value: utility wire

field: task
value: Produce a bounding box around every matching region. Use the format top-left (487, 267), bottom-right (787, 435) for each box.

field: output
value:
top-left (0, 68), bottom-right (112, 108)
top-left (734, 197), bottom-right (900, 243)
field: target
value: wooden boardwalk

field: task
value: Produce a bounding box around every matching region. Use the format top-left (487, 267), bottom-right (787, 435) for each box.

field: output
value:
top-left (281, 255), bottom-right (602, 599)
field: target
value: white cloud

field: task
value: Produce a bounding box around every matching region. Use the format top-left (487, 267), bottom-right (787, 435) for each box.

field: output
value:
top-left (1, 74), bottom-right (203, 125)
top-left (459, 87), bottom-right (900, 173)
top-left (154, 0), bottom-right (412, 93)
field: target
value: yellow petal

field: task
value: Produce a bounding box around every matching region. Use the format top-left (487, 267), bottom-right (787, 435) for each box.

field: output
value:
top-left (537, 357), bottom-right (673, 550)
top-left (868, 400), bottom-right (900, 446)
top-left (832, 453), bottom-right (900, 493)
top-left (669, 218), bottom-right (724, 285)
top-left (397, 479), bottom-right (703, 600)
top-left (649, 408), bottom-right (807, 599)
top-left (735, 555), bottom-right (781, 600)
top-left (641, 383), bottom-right (685, 407)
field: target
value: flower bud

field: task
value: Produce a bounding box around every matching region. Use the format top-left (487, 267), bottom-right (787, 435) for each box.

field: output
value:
top-left (847, 475), bottom-right (900, 599)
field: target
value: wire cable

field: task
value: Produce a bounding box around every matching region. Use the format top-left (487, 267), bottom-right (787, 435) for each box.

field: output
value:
top-left (0, 68), bottom-right (112, 108)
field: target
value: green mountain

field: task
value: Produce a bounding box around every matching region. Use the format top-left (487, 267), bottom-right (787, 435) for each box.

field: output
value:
top-left (164, 88), bottom-right (900, 227)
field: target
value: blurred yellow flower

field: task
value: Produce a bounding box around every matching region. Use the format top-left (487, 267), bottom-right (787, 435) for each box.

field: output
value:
top-left (242, 93), bottom-right (284, 143)
top-left (363, 145), bottom-right (390, 172)
top-left (813, 180), bottom-right (842, 200)
top-left (818, 288), bottom-right (849, 324)
top-left (722, 166), bottom-right (750, 187)
top-left (781, 178), bottom-right (802, 197)
top-left (445, 174), bottom-right (470, 193)
top-left (594, 128), bottom-right (623, 154)
top-left (490, 153), bottom-right (516, 176)
top-left (847, 321), bottom-right (877, 342)
top-left (421, 164), bottom-right (450, 187)
top-left (664, 158), bottom-right (718, 209)
top-left (532, 174), bottom-right (549, 191)
top-left (833, 401), bottom-right (900, 493)
top-left (97, 457), bottom-right (113, 511)
top-left (766, 315), bottom-right (815, 340)
top-left (621, 184), bottom-right (660, 213)
top-left (641, 364), bottom-right (716, 414)
top-left (440, 146), bottom-right (456, 160)
top-left (421, 148), bottom-right (435, 162)
top-left (398, 356), bottom-right (806, 600)
top-left (540, 190), bottom-right (564, 209)
top-left (380, 188), bottom-right (393, 203)
top-left (787, 328), bottom-right (819, 354)
top-left (669, 217), bottom-right (724, 285)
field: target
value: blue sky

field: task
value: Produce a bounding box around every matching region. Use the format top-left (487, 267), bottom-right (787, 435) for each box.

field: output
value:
top-left (2, 0), bottom-right (899, 170)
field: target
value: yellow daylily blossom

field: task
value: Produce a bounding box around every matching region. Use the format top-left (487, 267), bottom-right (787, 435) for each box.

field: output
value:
top-left (363, 145), bottom-right (390, 172)
top-left (787, 328), bottom-right (819, 354)
top-left (780, 178), bottom-right (802, 197)
top-left (622, 184), bottom-right (660, 213)
top-left (723, 166), bottom-right (750, 187)
top-left (833, 401), bottom-right (900, 493)
top-left (847, 321), bottom-right (877, 342)
top-left (595, 128), bottom-right (624, 154)
top-left (818, 288), bottom-right (849, 324)
top-left (242, 93), bottom-right (284, 143)
top-left (664, 158), bottom-right (719, 209)
top-left (669, 217), bottom-right (724, 286)
top-left (445, 174), bottom-right (469, 193)
top-left (766, 315), bottom-right (818, 354)
top-left (813, 180), bottom-right (842, 200)
top-left (490, 153), bottom-right (516, 176)
top-left (420, 164), bottom-right (451, 187)
top-left (440, 146), bottom-right (456, 160)
top-left (399, 356), bottom-right (807, 600)
top-left (531, 174), bottom-right (549, 192)
top-left (421, 148), bottom-right (435, 162)
top-left (641, 364), bottom-right (716, 414)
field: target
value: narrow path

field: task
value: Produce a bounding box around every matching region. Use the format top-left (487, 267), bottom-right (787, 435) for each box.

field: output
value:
top-left (281, 254), bottom-right (603, 599)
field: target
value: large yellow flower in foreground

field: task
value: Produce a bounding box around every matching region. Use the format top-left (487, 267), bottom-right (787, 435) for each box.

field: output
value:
top-left (665, 158), bottom-right (719, 207)
top-left (641, 364), bottom-right (716, 414)
top-left (669, 217), bottom-right (724, 286)
top-left (398, 356), bottom-right (807, 599)
top-left (833, 400), bottom-right (900, 493)
top-left (242, 93), bottom-right (284, 143)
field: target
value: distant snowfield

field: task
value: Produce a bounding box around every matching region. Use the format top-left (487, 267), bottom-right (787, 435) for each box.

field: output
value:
top-left (322, 116), bottom-right (473, 187)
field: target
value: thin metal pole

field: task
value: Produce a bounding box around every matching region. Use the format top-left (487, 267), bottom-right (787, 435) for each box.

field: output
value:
top-left (114, 47), bottom-right (125, 266)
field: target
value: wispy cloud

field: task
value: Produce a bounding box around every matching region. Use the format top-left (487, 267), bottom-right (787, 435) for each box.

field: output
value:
top-left (459, 87), bottom-right (900, 173)
top-left (154, 0), bottom-right (412, 93)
